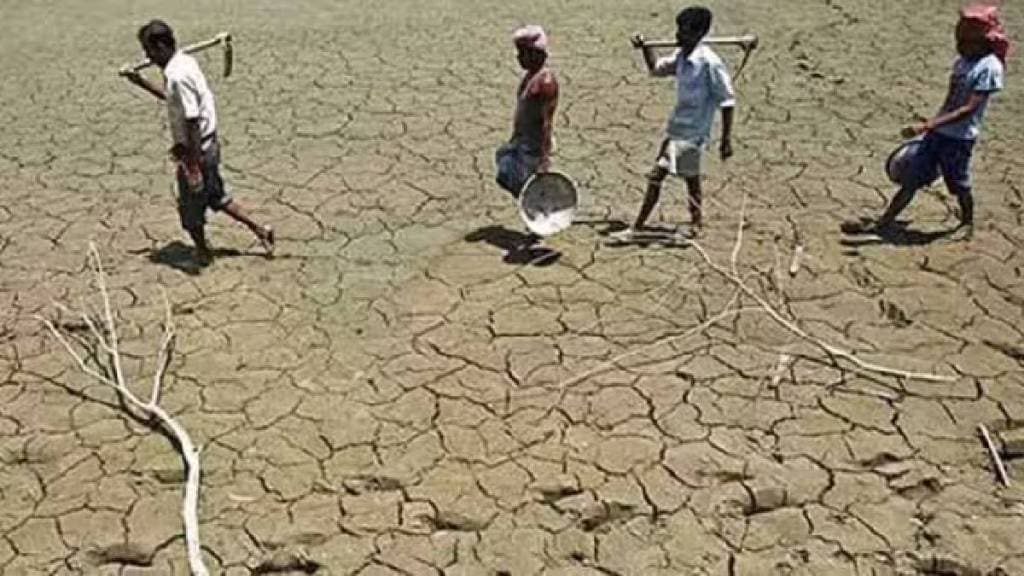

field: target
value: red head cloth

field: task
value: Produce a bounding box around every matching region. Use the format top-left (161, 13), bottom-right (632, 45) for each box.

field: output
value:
top-left (513, 25), bottom-right (548, 52)
top-left (960, 3), bottom-right (1011, 64)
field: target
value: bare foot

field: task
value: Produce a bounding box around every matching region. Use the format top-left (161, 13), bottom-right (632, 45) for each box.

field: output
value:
top-left (194, 246), bottom-right (213, 267)
top-left (950, 223), bottom-right (973, 242)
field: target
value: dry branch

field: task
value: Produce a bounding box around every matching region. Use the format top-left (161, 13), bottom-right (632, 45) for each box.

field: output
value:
top-left (549, 193), bottom-right (952, 414)
top-left (979, 423), bottom-right (1011, 487)
top-left (38, 243), bottom-right (209, 576)
top-left (684, 197), bottom-right (954, 383)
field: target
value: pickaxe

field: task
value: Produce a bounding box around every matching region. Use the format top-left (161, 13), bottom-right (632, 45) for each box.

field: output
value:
top-left (632, 33), bottom-right (759, 78)
top-left (118, 31), bottom-right (233, 78)
top-left (637, 33), bottom-right (759, 51)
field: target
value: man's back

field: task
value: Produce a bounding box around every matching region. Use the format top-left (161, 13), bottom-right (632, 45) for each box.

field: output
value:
top-left (512, 68), bottom-right (558, 156)
top-left (163, 51), bottom-right (218, 147)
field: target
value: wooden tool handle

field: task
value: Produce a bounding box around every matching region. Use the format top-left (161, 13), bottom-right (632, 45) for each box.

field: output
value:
top-left (119, 32), bottom-right (231, 75)
top-left (638, 34), bottom-right (759, 50)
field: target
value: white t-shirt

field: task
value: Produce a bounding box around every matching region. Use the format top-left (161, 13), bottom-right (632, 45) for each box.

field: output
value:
top-left (163, 51), bottom-right (217, 149)
top-left (653, 45), bottom-right (735, 145)
top-left (935, 53), bottom-right (1004, 141)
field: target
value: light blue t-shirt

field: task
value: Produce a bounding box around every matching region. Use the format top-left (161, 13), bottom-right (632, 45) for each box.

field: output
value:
top-left (935, 53), bottom-right (1004, 141)
top-left (653, 45), bottom-right (735, 145)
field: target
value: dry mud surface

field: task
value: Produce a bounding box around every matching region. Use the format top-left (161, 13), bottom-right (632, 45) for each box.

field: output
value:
top-left (2, 0), bottom-right (1024, 574)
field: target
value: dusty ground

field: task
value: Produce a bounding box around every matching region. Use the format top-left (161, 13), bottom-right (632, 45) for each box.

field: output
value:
top-left (2, 0), bottom-right (1024, 574)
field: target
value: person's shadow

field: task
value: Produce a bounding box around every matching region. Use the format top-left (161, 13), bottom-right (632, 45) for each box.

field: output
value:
top-left (132, 241), bottom-right (245, 276)
top-left (596, 221), bottom-right (691, 249)
top-left (839, 218), bottom-right (961, 250)
top-left (464, 226), bottom-right (560, 266)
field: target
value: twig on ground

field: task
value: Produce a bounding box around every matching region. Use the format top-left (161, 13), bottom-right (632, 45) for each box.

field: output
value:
top-left (979, 423), bottom-right (1011, 487)
top-left (38, 243), bottom-right (209, 576)
top-left (683, 197), bottom-right (954, 383)
top-left (789, 245), bottom-right (804, 277)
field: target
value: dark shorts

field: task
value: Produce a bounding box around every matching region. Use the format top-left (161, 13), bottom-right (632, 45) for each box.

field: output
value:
top-left (495, 143), bottom-right (540, 198)
top-left (176, 139), bottom-right (232, 232)
top-left (906, 131), bottom-right (975, 192)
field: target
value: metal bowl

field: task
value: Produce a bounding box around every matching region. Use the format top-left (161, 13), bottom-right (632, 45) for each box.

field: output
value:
top-left (885, 137), bottom-right (937, 187)
top-left (518, 171), bottom-right (578, 237)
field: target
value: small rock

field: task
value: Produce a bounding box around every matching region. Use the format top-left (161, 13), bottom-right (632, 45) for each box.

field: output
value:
top-left (341, 475), bottom-right (402, 494)
top-left (579, 501), bottom-right (635, 532)
top-left (916, 554), bottom-right (982, 576)
top-left (428, 510), bottom-right (489, 532)
top-left (747, 486), bottom-right (787, 515)
top-left (873, 460), bottom-right (917, 478)
top-left (998, 428), bottom-right (1024, 458)
top-left (251, 550), bottom-right (321, 574)
top-left (86, 542), bottom-right (154, 567)
top-left (400, 501), bottom-right (436, 530)
top-left (531, 475), bottom-right (582, 502)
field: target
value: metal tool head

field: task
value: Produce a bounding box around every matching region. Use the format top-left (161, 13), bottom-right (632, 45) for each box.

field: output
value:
top-left (518, 171), bottom-right (578, 237)
top-left (222, 33), bottom-right (234, 77)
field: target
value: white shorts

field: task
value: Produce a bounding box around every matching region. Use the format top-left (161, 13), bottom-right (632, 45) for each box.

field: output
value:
top-left (655, 138), bottom-right (703, 178)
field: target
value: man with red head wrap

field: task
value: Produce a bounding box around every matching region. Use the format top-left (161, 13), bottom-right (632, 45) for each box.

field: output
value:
top-left (960, 3), bottom-right (1010, 64)
top-left (495, 25), bottom-right (559, 198)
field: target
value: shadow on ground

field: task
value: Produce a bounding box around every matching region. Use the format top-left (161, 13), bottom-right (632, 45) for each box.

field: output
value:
top-left (130, 242), bottom-right (247, 276)
top-left (839, 218), bottom-right (962, 251)
top-left (599, 222), bottom-right (693, 249)
top-left (465, 225), bottom-right (560, 266)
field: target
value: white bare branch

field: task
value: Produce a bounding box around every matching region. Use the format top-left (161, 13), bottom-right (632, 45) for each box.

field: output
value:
top-left (39, 243), bottom-right (210, 576)
top-left (684, 196), bottom-right (954, 383)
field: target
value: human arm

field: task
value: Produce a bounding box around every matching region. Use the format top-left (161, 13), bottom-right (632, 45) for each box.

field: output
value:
top-left (902, 91), bottom-right (989, 137)
top-left (719, 106), bottom-right (734, 159)
top-left (168, 78), bottom-right (204, 189)
top-left (119, 70), bottom-right (166, 101)
top-left (532, 70), bottom-right (559, 172)
top-left (711, 58), bottom-right (737, 160)
top-left (177, 119), bottom-right (204, 179)
top-left (903, 60), bottom-right (1002, 137)
top-left (631, 34), bottom-right (678, 77)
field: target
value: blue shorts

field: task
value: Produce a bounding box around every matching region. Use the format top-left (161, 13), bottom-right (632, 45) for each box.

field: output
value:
top-left (495, 143), bottom-right (540, 197)
top-left (176, 140), bottom-right (232, 232)
top-left (906, 131), bottom-right (975, 192)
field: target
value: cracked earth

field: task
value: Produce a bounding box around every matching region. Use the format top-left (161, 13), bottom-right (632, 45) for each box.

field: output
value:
top-left (2, 0), bottom-right (1024, 574)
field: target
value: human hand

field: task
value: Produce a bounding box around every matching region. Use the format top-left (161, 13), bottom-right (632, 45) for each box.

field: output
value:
top-left (538, 158), bottom-right (551, 173)
top-left (901, 122), bottom-right (928, 139)
top-left (719, 139), bottom-right (734, 161)
top-left (119, 68), bottom-right (144, 86)
top-left (169, 144), bottom-right (187, 162)
top-left (630, 34), bottom-right (646, 49)
top-left (182, 160), bottom-right (204, 193)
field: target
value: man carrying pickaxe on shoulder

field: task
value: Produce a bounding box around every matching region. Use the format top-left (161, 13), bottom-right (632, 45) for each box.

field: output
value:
top-left (615, 6), bottom-right (736, 240)
top-left (121, 20), bottom-right (273, 267)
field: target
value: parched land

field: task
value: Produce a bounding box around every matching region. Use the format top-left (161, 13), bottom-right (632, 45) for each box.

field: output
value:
top-left (1, 0), bottom-right (1023, 574)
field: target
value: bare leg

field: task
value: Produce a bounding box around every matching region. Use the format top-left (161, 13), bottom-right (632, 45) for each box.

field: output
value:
top-left (875, 183), bottom-right (918, 229)
top-left (634, 167), bottom-right (669, 230)
top-left (185, 227), bottom-right (212, 265)
top-left (950, 184), bottom-right (974, 241)
top-left (954, 188), bottom-right (974, 226)
top-left (684, 175), bottom-right (703, 230)
top-left (221, 201), bottom-right (274, 254)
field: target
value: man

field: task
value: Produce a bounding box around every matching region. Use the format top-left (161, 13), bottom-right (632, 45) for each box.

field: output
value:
top-left (121, 20), bottom-right (273, 265)
top-left (495, 25), bottom-right (559, 198)
top-left (619, 6), bottom-right (735, 239)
